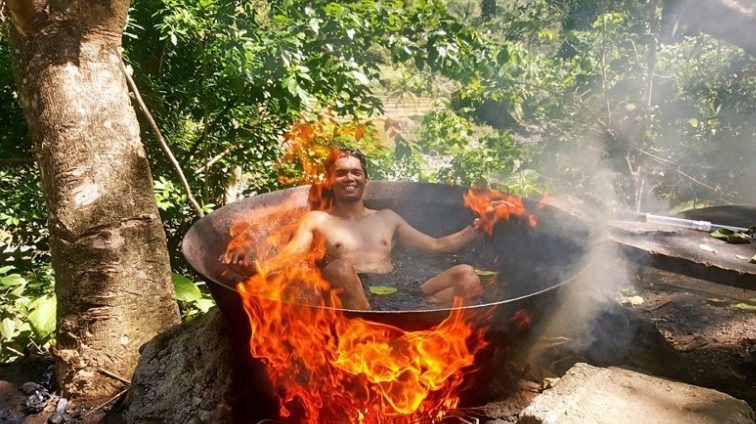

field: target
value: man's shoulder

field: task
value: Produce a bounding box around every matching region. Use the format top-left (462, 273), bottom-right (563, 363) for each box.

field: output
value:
top-left (300, 210), bottom-right (330, 226)
top-left (305, 209), bottom-right (330, 216)
top-left (374, 208), bottom-right (398, 216)
top-left (373, 208), bottom-right (402, 222)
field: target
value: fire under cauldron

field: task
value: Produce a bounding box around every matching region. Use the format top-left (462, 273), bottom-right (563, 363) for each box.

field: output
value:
top-left (183, 181), bottom-right (591, 339)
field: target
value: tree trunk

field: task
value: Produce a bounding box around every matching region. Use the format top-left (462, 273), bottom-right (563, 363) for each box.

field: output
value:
top-left (5, 0), bottom-right (180, 403)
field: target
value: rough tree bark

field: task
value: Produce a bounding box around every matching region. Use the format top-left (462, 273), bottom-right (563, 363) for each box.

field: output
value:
top-left (4, 0), bottom-right (181, 403)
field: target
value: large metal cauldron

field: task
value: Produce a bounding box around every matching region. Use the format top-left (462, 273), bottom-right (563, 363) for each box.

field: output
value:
top-left (182, 181), bottom-right (592, 341)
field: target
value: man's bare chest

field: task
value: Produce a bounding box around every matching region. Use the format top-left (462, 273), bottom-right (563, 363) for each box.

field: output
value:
top-left (317, 215), bottom-right (395, 255)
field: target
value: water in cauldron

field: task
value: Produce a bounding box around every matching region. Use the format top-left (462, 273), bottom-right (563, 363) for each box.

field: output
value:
top-left (361, 246), bottom-right (504, 311)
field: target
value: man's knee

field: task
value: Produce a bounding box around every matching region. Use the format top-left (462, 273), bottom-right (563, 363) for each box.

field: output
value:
top-left (322, 259), bottom-right (362, 290)
top-left (321, 259), bottom-right (370, 310)
top-left (323, 258), bottom-right (356, 279)
top-left (453, 264), bottom-right (481, 296)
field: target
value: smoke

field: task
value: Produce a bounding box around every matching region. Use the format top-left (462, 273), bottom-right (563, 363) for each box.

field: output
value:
top-left (526, 3), bottom-right (756, 371)
top-left (532, 132), bottom-right (635, 356)
top-left (524, 85), bottom-right (649, 372)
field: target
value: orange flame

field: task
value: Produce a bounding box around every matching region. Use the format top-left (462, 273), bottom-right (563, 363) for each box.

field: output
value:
top-left (510, 309), bottom-right (533, 333)
top-left (229, 205), bottom-right (487, 422)
top-left (278, 116), bottom-right (376, 187)
top-left (225, 118), bottom-right (489, 423)
top-left (463, 188), bottom-right (547, 234)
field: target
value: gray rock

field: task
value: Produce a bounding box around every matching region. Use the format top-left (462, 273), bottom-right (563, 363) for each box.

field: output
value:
top-left (19, 382), bottom-right (42, 396)
top-left (0, 381), bottom-right (25, 424)
top-left (519, 363), bottom-right (755, 424)
top-left (123, 308), bottom-right (236, 424)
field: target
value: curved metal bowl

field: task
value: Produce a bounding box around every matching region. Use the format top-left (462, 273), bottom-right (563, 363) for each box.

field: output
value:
top-left (182, 181), bottom-right (592, 338)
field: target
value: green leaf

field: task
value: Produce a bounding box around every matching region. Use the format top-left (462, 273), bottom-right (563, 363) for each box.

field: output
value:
top-left (0, 318), bottom-right (17, 340)
top-left (284, 75), bottom-right (299, 96)
top-left (537, 28), bottom-right (554, 41)
top-left (496, 47), bottom-right (509, 65)
top-left (619, 295), bottom-right (644, 306)
top-left (0, 274), bottom-right (27, 287)
top-left (194, 298), bottom-right (215, 313)
top-left (352, 70), bottom-right (370, 84)
top-left (731, 303), bottom-right (756, 312)
top-left (474, 268), bottom-right (498, 277)
top-left (688, 118), bottom-right (699, 128)
top-left (28, 295), bottom-right (56, 337)
top-left (15, 296), bottom-right (31, 307)
top-left (172, 273), bottom-right (202, 302)
top-left (710, 229), bottom-right (750, 244)
top-left (0, 265), bottom-right (15, 274)
top-left (368, 286), bottom-right (397, 295)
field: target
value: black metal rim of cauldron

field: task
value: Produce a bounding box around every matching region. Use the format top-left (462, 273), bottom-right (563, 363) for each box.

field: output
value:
top-left (198, 256), bottom-right (595, 315)
top-left (182, 181), bottom-right (593, 329)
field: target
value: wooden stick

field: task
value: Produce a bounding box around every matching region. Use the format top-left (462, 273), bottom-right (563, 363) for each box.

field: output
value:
top-left (119, 59), bottom-right (205, 218)
top-left (197, 145), bottom-right (233, 173)
top-left (185, 101), bottom-right (235, 161)
top-left (651, 300), bottom-right (672, 311)
top-left (98, 368), bottom-right (131, 386)
top-left (86, 388), bottom-right (129, 416)
top-left (634, 146), bottom-right (735, 199)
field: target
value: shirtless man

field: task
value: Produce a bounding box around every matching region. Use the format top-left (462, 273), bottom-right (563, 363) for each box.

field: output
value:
top-left (228, 148), bottom-right (484, 310)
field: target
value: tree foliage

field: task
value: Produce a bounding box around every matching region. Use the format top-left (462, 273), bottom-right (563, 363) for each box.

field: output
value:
top-left (2, 0), bottom-right (756, 361)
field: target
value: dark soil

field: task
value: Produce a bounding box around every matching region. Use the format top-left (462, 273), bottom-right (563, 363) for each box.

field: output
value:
top-left (526, 264), bottom-right (756, 410)
top-left (632, 269), bottom-right (756, 407)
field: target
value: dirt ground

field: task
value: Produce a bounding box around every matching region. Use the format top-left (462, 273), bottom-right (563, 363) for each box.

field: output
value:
top-left (632, 267), bottom-right (756, 407)
top-left (489, 264), bottom-right (756, 419)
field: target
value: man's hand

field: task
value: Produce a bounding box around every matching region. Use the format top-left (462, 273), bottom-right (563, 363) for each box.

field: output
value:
top-left (487, 199), bottom-right (515, 215)
top-left (472, 217), bottom-right (484, 233)
top-left (219, 250), bottom-right (258, 276)
top-left (476, 199), bottom-right (517, 235)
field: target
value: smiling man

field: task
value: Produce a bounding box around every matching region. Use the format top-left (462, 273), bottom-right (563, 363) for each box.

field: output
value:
top-left (266, 147), bottom-right (484, 310)
top-left (227, 147), bottom-right (484, 310)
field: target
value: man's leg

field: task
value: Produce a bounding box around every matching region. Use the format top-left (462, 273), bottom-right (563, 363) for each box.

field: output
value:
top-left (420, 264), bottom-right (482, 304)
top-left (321, 258), bottom-right (371, 310)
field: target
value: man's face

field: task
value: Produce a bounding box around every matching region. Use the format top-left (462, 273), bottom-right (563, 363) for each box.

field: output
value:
top-left (328, 156), bottom-right (367, 202)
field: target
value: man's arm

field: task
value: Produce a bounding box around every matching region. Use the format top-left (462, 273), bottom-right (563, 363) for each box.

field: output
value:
top-left (275, 212), bottom-right (319, 260)
top-left (391, 210), bottom-right (481, 253)
top-left (224, 211), bottom-right (322, 275)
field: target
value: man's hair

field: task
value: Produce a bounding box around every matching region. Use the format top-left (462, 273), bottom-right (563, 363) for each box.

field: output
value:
top-left (324, 147), bottom-right (368, 179)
